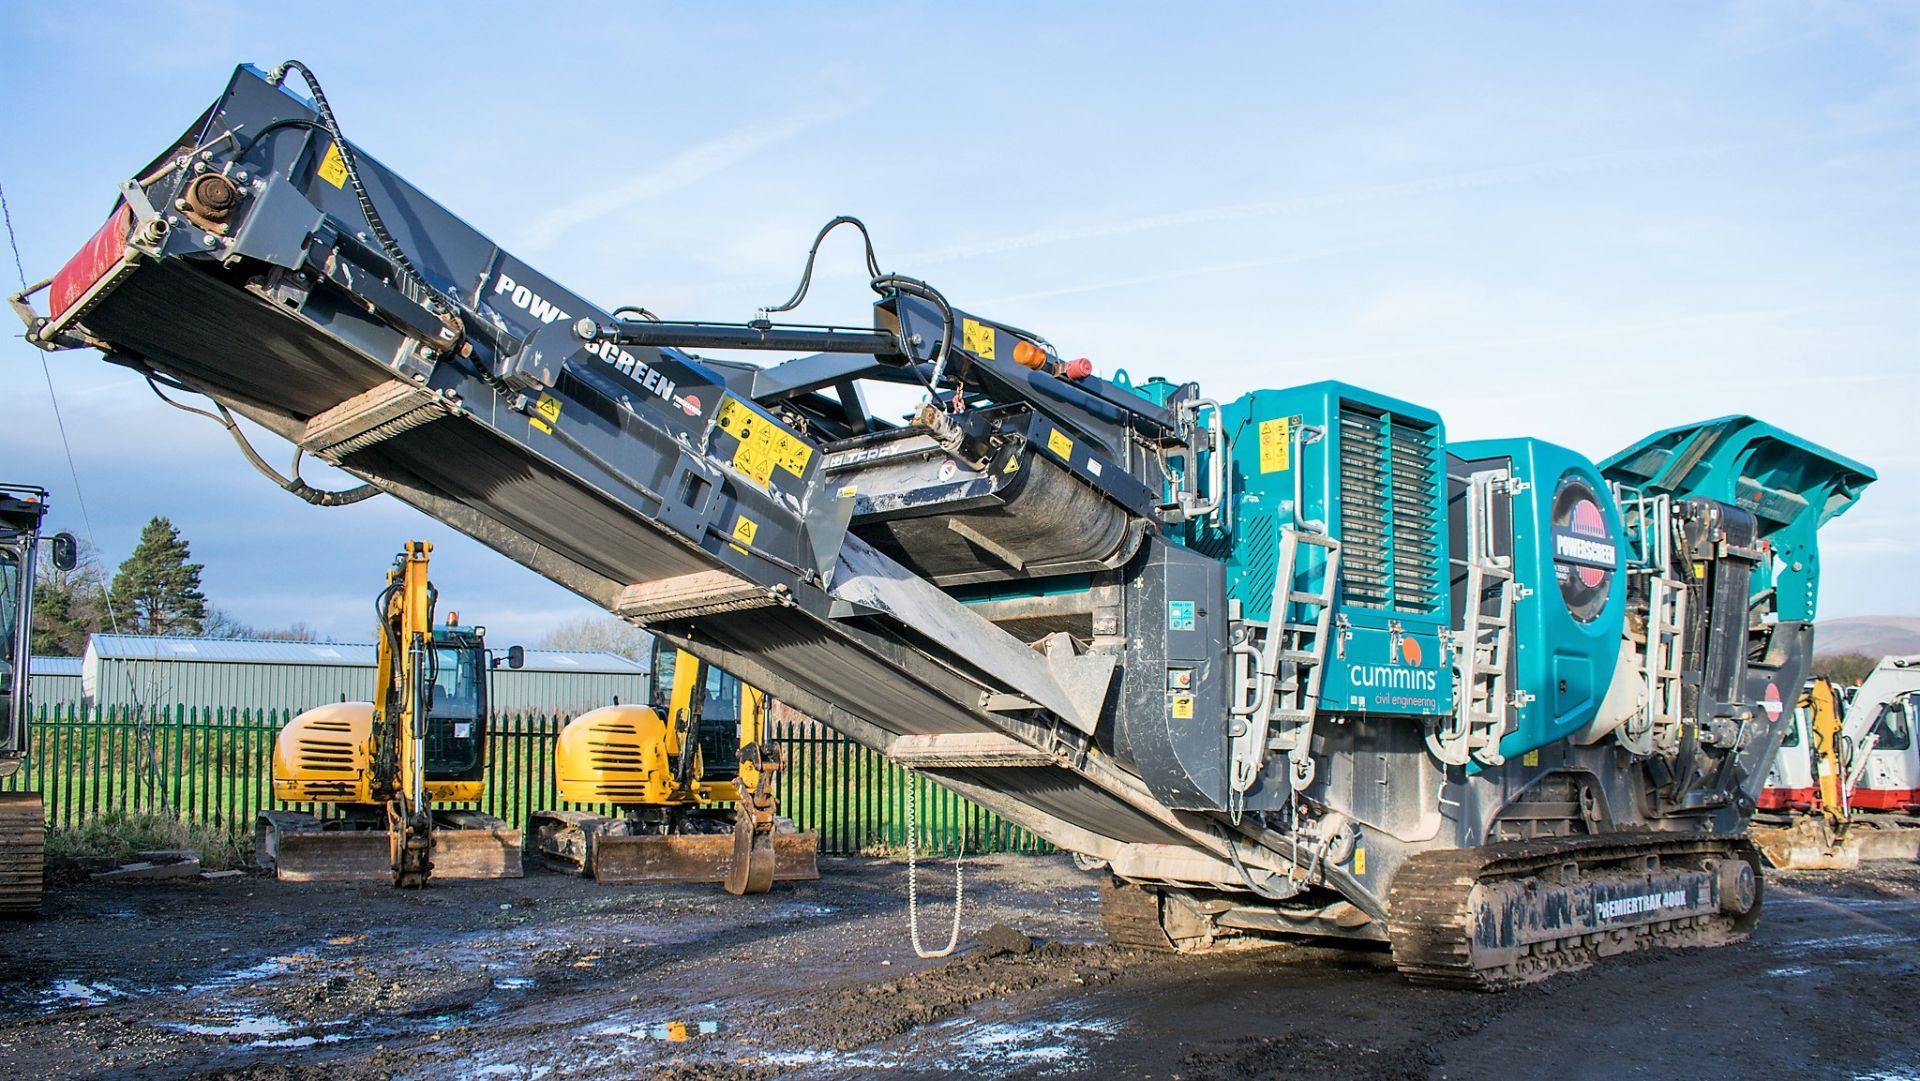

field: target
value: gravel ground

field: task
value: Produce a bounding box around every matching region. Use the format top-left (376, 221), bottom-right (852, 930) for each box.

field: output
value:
top-left (3, 854), bottom-right (1918, 1079)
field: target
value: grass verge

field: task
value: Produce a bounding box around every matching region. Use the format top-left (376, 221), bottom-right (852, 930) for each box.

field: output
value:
top-left (44, 810), bottom-right (252, 874)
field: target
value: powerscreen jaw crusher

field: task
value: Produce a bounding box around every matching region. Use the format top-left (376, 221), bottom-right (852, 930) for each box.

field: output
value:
top-left (13, 63), bottom-right (1875, 986)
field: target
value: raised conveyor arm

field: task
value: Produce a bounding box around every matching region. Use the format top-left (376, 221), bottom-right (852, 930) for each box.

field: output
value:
top-left (13, 63), bottom-right (1269, 893)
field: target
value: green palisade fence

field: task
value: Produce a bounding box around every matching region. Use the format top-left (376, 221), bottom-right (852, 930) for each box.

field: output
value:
top-left (0, 705), bottom-right (1051, 857)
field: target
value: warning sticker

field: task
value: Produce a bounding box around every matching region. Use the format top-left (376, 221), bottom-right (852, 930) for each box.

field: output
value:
top-left (730, 515), bottom-right (758, 554)
top-left (716, 396), bottom-right (813, 489)
top-left (1522, 749), bottom-right (1539, 767)
top-left (531, 393), bottom-right (562, 434)
top-left (962, 318), bottom-right (996, 359)
top-left (1258, 416), bottom-right (1291, 473)
top-left (1353, 847), bottom-right (1366, 876)
top-left (317, 141), bottom-right (349, 189)
top-left (1170, 695), bottom-right (1194, 720)
top-left (1046, 428), bottom-right (1073, 461)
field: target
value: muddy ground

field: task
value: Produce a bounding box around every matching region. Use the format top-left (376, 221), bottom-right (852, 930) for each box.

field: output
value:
top-left (3, 854), bottom-right (1918, 1080)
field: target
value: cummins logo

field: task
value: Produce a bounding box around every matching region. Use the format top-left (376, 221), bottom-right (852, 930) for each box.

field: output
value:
top-left (1350, 664), bottom-right (1439, 691)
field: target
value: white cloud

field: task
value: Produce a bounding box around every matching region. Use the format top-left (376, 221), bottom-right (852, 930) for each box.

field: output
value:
top-left (518, 106), bottom-right (849, 250)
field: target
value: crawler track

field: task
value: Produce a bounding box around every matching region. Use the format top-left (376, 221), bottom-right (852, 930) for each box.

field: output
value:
top-left (1387, 832), bottom-right (1761, 990)
top-left (0, 792), bottom-right (44, 917)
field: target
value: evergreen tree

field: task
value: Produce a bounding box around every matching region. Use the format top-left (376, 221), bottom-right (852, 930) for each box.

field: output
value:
top-left (110, 517), bottom-right (208, 636)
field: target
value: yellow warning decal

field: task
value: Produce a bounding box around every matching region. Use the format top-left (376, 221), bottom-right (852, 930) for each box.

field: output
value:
top-left (1170, 694), bottom-right (1194, 720)
top-left (317, 141), bottom-right (349, 189)
top-left (531, 393), bottom-right (562, 434)
top-left (1353, 847), bottom-right (1366, 876)
top-left (1522, 749), bottom-right (1539, 767)
top-left (1046, 428), bottom-right (1073, 461)
top-left (732, 514), bottom-right (758, 547)
top-left (962, 317), bottom-right (996, 359)
top-left (837, 484), bottom-right (859, 498)
top-left (1258, 416), bottom-right (1291, 473)
top-left (1002, 455), bottom-right (1021, 474)
top-left (716, 396), bottom-right (813, 489)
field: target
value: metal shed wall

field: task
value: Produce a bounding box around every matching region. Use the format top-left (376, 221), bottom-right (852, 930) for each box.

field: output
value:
top-left (28, 656), bottom-right (84, 712)
top-left (80, 636), bottom-right (648, 717)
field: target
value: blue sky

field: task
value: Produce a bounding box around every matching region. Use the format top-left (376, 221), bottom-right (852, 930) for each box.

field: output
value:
top-left (1, 2), bottom-right (1915, 644)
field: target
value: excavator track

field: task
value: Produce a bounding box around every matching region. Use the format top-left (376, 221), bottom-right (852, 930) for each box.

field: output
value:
top-left (1387, 832), bottom-right (1761, 990)
top-left (0, 793), bottom-right (45, 918)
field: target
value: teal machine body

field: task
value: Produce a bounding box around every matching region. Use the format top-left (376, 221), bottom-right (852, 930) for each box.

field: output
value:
top-left (1450, 437), bottom-right (1627, 762)
top-left (1193, 381), bottom-right (1455, 719)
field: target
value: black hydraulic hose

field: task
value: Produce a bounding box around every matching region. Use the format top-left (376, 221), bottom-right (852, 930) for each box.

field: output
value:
top-left (144, 376), bottom-right (379, 506)
top-left (266, 61), bottom-right (449, 316)
top-left (762, 216), bottom-right (883, 316)
top-left (872, 273), bottom-right (956, 395)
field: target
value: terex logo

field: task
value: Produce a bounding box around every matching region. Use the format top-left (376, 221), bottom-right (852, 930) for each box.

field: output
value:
top-left (491, 272), bottom-right (571, 325)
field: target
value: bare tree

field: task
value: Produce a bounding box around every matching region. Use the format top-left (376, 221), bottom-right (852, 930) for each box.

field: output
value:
top-left (536, 614), bottom-right (651, 661)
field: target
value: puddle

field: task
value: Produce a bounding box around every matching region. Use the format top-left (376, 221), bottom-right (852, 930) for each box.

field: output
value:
top-left (251, 1033), bottom-right (354, 1049)
top-left (493, 977), bottom-right (535, 990)
top-left (1858, 1070), bottom-right (1920, 1081)
top-left (41, 979), bottom-right (134, 1008)
top-left (471, 1064), bottom-right (553, 1079)
top-left (767, 1014), bottom-right (1120, 1077)
top-left (160, 1013), bottom-right (296, 1037)
top-left (1766, 964), bottom-right (1816, 977)
top-left (934, 1015), bottom-right (1122, 1072)
top-left (1776, 931), bottom-right (1910, 956)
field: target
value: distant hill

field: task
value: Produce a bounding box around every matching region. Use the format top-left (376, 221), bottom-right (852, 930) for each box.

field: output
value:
top-left (1816, 616), bottom-right (1920, 659)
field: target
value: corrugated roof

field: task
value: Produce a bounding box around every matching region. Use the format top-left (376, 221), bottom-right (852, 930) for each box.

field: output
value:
top-left (30, 656), bottom-right (82, 676)
top-left (84, 635), bottom-right (647, 674)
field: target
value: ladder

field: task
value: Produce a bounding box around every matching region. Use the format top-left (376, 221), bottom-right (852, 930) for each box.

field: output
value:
top-left (1435, 556), bottom-right (1516, 766)
top-left (1230, 526), bottom-right (1342, 795)
top-left (1643, 575), bottom-right (1689, 756)
top-left (1429, 469), bottom-right (1519, 767)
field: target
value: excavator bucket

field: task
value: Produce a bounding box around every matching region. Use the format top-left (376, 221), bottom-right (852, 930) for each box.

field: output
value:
top-left (529, 808), bottom-right (820, 885)
top-left (589, 832), bottom-right (819, 887)
top-left (724, 815), bottom-right (775, 896)
top-left (1753, 818), bottom-right (1920, 871)
top-left (257, 811), bottom-right (523, 881)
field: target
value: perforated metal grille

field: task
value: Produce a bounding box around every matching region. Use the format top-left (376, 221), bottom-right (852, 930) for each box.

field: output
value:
top-left (1337, 406), bottom-right (1443, 613)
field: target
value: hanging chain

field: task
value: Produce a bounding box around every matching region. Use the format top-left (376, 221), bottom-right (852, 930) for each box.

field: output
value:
top-left (905, 767), bottom-right (963, 958)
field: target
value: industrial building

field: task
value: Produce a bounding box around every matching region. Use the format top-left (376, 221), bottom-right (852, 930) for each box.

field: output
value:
top-left (27, 656), bottom-right (83, 712)
top-left (69, 635), bottom-right (648, 716)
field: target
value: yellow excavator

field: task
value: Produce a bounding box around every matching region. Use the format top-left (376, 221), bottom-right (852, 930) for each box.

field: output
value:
top-left (256, 542), bottom-right (524, 885)
top-left (529, 640), bottom-right (818, 893)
